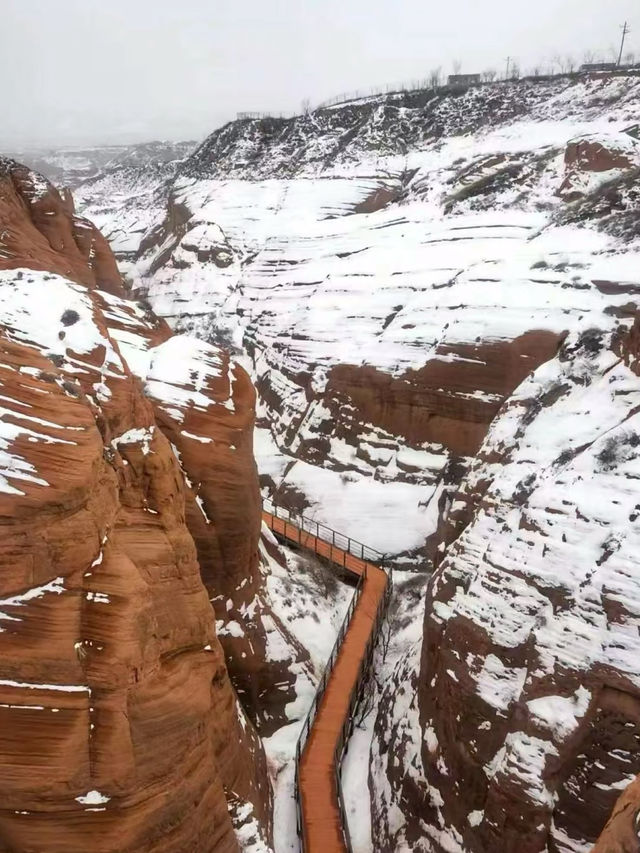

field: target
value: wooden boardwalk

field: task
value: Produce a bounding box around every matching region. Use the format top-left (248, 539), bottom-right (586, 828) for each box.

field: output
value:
top-left (262, 505), bottom-right (391, 852)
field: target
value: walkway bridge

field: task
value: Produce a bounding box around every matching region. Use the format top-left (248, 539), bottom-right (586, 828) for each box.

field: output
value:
top-left (262, 498), bottom-right (392, 852)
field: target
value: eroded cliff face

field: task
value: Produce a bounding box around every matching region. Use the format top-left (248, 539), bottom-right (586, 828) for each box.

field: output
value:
top-left (371, 317), bottom-right (640, 852)
top-left (75, 73), bottom-right (640, 570)
top-left (0, 159), bottom-right (123, 295)
top-left (593, 775), bottom-right (640, 853)
top-left (97, 292), bottom-right (310, 735)
top-left (0, 161), bottom-right (273, 852)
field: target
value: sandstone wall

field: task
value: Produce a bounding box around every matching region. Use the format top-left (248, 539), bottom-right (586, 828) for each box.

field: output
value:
top-left (0, 161), bottom-right (272, 852)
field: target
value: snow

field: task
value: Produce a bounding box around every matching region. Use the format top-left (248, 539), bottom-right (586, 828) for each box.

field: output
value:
top-left (0, 679), bottom-right (89, 693)
top-left (268, 461), bottom-right (440, 555)
top-left (0, 270), bottom-right (123, 371)
top-left (86, 591), bottom-right (110, 605)
top-left (145, 335), bottom-right (235, 420)
top-left (259, 531), bottom-right (352, 672)
top-left (550, 821), bottom-right (592, 853)
top-left (0, 577), bottom-right (65, 627)
top-left (228, 796), bottom-right (273, 853)
top-left (258, 533), bottom-right (358, 851)
top-left (473, 654), bottom-right (527, 713)
top-left (112, 426), bottom-right (155, 455)
top-left (486, 733), bottom-right (559, 807)
top-left (354, 571), bottom-right (429, 851)
top-left (106, 81), bottom-right (640, 571)
top-left (216, 619), bottom-right (244, 639)
top-left (75, 790), bottom-right (110, 806)
top-left (526, 687), bottom-right (591, 741)
top-left (0, 269), bottom-right (126, 494)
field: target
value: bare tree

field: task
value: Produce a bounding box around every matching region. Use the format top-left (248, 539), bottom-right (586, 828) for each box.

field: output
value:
top-left (301, 98), bottom-right (312, 115)
top-left (452, 59), bottom-right (462, 75)
top-left (482, 68), bottom-right (497, 82)
top-left (511, 62), bottom-right (521, 79)
top-left (583, 50), bottom-right (596, 65)
top-left (531, 65), bottom-right (541, 77)
top-left (565, 55), bottom-right (576, 73)
top-left (429, 66), bottom-right (442, 88)
top-left (551, 53), bottom-right (564, 74)
top-left (354, 677), bottom-right (376, 728)
top-left (624, 51), bottom-right (636, 67)
top-left (378, 618), bottom-right (391, 662)
top-left (353, 618), bottom-right (392, 729)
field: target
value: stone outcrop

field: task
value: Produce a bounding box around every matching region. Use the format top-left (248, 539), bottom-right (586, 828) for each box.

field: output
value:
top-left (326, 330), bottom-right (562, 457)
top-left (0, 158), bottom-right (124, 295)
top-left (558, 132), bottom-right (640, 200)
top-left (141, 335), bottom-right (309, 734)
top-left (0, 163), bottom-right (272, 851)
top-left (593, 775), bottom-right (640, 853)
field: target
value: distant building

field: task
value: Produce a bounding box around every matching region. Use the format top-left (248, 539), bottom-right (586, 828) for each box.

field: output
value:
top-left (579, 62), bottom-right (617, 73)
top-left (448, 73), bottom-right (482, 86)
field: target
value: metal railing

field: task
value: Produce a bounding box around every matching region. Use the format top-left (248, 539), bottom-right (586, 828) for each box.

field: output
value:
top-left (262, 497), bottom-right (392, 851)
top-left (262, 497), bottom-right (385, 566)
top-left (332, 569), bottom-right (392, 851)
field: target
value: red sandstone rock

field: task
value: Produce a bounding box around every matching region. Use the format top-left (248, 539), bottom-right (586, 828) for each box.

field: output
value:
top-left (558, 133), bottom-right (639, 201)
top-left (0, 158), bottom-right (124, 295)
top-left (593, 775), bottom-right (640, 853)
top-left (139, 335), bottom-right (311, 735)
top-left (411, 320), bottom-right (640, 852)
top-left (326, 330), bottom-right (562, 456)
top-left (0, 164), bottom-right (272, 851)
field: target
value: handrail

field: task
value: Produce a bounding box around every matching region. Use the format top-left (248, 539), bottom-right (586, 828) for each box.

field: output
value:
top-left (262, 498), bottom-right (393, 851)
top-left (294, 569), bottom-right (367, 848)
top-left (263, 497), bottom-right (386, 566)
top-left (333, 570), bottom-right (392, 851)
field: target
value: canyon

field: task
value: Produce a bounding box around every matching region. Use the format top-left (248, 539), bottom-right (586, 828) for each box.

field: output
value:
top-left (5, 70), bottom-right (640, 852)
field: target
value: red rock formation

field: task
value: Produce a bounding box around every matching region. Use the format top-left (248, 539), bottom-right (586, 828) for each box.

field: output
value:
top-left (593, 775), bottom-right (640, 853)
top-left (409, 322), bottom-right (640, 852)
top-left (140, 334), bottom-right (310, 735)
top-left (0, 164), bottom-right (272, 851)
top-left (558, 134), bottom-right (639, 201)
top-left (565, 137), bottom-right (634, 173)
top-left (326, 330), bottom-right (562, 456)
top-left (0, 158), bottom-right (124, 295)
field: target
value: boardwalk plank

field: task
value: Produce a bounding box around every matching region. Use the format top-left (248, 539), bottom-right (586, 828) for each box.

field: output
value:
top-left (262, 510), bottom-right (389, 852)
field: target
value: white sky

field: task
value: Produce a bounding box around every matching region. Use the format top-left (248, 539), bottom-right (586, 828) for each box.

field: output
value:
top-left (3, 0), bottom-right (639, 148)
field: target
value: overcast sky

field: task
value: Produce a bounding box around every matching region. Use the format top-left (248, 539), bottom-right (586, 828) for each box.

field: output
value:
top-left (3, 0), bottom-right (639, 149)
